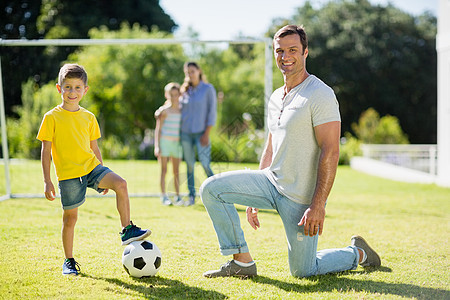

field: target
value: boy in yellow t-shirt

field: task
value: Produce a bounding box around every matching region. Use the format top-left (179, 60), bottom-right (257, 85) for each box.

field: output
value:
top-left (37, 64), bottom-right (151, 276)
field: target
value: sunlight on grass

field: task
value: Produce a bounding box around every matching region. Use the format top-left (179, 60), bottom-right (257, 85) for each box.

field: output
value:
top-left (0, 163), bottom-right (449, 299)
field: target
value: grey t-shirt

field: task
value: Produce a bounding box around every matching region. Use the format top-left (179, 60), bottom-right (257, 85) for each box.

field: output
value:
top-left (264, 75), bottom-right (341, 204)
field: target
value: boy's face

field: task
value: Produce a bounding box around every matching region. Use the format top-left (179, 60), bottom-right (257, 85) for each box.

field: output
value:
top-left (56, 78), bottom-right (89, 109)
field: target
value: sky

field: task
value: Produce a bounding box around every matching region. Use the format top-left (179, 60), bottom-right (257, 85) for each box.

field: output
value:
top-left (159, 0), bottom-right (438, 40)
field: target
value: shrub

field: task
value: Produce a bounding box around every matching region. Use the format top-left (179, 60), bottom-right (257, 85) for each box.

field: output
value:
top-left (352, 108), bottom-right (409, 144)
top-left (339, 133), bottom-right (362, 165)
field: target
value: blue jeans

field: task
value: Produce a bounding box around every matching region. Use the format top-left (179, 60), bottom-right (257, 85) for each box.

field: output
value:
top-left (181, 132), bottom-right (214, 197)
top-left (200, 169), bottom-right (359, 277)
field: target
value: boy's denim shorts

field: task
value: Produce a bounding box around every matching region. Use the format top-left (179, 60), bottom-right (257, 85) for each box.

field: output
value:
top-left (58, 164), bottom-right (112, 210)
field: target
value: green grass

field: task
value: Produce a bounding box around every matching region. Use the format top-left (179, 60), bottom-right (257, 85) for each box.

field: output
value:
top-left (0, 163), bottom-right (449, 299)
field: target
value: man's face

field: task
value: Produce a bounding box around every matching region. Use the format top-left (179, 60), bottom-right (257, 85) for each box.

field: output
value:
top-left (274, 34), bottom-right (308, 78)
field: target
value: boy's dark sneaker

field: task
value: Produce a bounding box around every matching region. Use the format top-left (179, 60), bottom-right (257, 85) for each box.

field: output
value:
top-left (62, 258), bottom-right (80, 276)
top-left (203, 260), bottom-right (257, 278)
top-left (351, 235), bottom-right (381, 267)
top-left (120, 221), bottom-right (151, 245)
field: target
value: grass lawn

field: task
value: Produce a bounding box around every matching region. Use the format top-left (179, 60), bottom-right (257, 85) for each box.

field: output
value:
top-left (0, 162), bottom-right (449, 299)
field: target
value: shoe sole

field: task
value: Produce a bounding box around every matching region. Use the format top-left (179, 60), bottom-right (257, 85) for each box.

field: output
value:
top-left (121, 230), bottom-right (152, 245)
top-left (203, 261), bottom-right (257, 278)
top-left (62, 271), bottom-right (78, 276)
top-left (352, 235), bottom-right (381, 267)
top-left (204, 273), bottom-right (256, 278)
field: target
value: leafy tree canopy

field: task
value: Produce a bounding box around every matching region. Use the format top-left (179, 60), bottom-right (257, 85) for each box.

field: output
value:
top-left (1, 0), bottom-right (177, 115)
top-left (267, 0), bottom-right (437, 143)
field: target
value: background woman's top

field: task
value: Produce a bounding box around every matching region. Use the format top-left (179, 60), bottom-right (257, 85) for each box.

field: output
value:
top-left (180, 81), bottom-right (217, 134)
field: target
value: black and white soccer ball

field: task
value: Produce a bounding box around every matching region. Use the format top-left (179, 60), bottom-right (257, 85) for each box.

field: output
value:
top-left (122, 240), bottom-right (162, 277)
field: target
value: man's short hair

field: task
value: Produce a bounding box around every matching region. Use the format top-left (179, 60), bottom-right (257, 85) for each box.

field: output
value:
top-left (273, 25), bottom-right (308, 54)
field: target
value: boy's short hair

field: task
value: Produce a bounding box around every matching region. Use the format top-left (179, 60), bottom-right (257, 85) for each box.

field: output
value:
top-left (164, 82), bottom-right (180, 93)
top-left (58, 64), bottom-right (88, 86)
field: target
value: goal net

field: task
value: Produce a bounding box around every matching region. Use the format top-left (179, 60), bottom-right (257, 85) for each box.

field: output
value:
top-left (0, 37), bottom-right (273, 200)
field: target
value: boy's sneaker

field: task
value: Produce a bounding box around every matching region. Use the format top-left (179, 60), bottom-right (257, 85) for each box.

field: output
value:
top-left (161, 195), bottom-right (172, 206)
top-left (351, 235), bottom-right (381, 267)
top-left (120, 221), bottom-right (151, 245)
top-left (203, 260), bottom-right (257, 278)
top-left (62, 258), bottom-right (80, 276)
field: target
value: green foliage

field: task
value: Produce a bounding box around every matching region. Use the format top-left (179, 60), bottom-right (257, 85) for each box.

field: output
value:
top-left (37, 0), bottom-right (176, 38)
top-left (339, 132), bottom-right (362, 165)
top-left (1, 1), bottom-right (46, 114)
top-left (211, 121), bottom-right (265, 163)
top-left (352, 108), bottom-right (409, 144)
top-left (11, 24), bottom-right (269, 161)
top-left (201, 44), bottom-right (266, 131)
top-left (67, 23), bottom-right (186, 157)
top-left (1, 0), bottom-right (176, 117)
top-left (7, 80), bottom-right (60, 158)
top-left (339, 107), bottom-right (408, 164)
top-left (269, 0), bottom-right (437, 143)
top-left (7, 0), bottom-right (439, 160)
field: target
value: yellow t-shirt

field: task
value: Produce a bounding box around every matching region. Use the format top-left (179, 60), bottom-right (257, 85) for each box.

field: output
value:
top-left (37, 105), bottom-right (101, 181)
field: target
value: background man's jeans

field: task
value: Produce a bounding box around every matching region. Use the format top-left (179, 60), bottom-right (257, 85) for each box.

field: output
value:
top-left (181, 132), bottom-right (214, 197)
top-left (200, 169), bottom-right (359, 277)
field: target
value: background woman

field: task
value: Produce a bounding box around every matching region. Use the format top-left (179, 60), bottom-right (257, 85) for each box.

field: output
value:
top-left (180, 62), bottom-right (217, 206)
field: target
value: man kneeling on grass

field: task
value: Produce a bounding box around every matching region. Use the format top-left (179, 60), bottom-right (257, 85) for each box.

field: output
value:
top-left (200, 25), bottom-right (381, 278)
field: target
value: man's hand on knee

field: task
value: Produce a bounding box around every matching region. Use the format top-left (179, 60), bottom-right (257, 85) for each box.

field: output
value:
top-left (246, 207), bottom-right (260, 230)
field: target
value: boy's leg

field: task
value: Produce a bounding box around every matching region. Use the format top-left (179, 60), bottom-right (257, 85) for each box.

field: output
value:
top-left (62, 207), bottom-right (78, 259)
top-left (97, 171), bottom-right (151, 245)
top-left (98, 172), bottom-right (130, 227)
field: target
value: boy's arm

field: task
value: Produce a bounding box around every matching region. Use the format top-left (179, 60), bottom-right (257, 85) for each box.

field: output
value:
top-left (90, 139), bottom-right (103, 165)
top-left (41, 141), bottom-right (55, 200)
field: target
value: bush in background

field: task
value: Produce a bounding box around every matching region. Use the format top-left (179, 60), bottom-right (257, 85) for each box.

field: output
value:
top-left (352, 108), bottom-right (409, 144)
top-left (339, 133), bottom-right (362, 165)
top-left (339, 108), bottom-right (409, 165)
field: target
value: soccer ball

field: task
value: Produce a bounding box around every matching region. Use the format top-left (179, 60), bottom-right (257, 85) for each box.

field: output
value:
top-left (122, 240), bottom-right (162, 277)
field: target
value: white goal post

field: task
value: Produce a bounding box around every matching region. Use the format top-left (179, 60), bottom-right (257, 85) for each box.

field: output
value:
top-left (0, 37), bottom-right (273, 200)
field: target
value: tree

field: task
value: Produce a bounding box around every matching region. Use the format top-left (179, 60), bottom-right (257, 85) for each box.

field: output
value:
top-left (0, 0), bottom-right (177, 116)
top-left (70, 24), bottom-right (186, 158)
top-left (268, 0), bottom-right (437, 143)
top-left (0, 1), bottom-right (45, 115)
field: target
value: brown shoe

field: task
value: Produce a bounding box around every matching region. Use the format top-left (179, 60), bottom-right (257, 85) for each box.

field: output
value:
top-left (203, 260), bottom-right (257, 278)
top-left (351, 235), bottom-right (381, 267)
